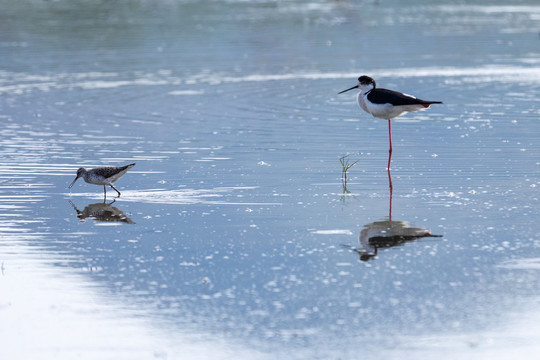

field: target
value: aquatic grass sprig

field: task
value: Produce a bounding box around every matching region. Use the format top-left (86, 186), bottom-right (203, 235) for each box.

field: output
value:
top-left (340, 155), bottom-right (359, 193)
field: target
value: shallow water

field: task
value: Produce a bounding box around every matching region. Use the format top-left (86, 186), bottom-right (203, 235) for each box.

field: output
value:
top-left (1, 0), bottom-right (540, 359)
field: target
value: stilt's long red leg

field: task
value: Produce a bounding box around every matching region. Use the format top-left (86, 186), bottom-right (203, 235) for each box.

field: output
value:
top-left (387, 119), bottom-right (393, 170)
top-left (388, 168), bottom-right (393, 221)
top-left (387, 119), bottom-right (393, 220)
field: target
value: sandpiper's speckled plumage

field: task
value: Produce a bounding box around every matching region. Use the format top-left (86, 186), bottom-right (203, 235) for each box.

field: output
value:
top-left (69, 163), bottom-right (135, 197)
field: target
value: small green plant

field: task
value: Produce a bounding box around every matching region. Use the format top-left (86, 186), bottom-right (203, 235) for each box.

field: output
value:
top-left (340, 155), bottom-right (359, 193)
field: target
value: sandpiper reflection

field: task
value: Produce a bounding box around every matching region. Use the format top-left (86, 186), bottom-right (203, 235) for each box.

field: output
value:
top-left (69, 200), bottom-right (135, 224)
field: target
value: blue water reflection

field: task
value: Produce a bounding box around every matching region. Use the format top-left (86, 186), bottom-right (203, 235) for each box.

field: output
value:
top-left (69, 200), bottom-right (135, 224)
top-left (1, 0), bottom-right (540, 358)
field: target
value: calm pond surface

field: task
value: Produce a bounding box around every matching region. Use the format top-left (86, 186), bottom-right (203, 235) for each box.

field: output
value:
top-left (1, 0), bottom-right (539, 359)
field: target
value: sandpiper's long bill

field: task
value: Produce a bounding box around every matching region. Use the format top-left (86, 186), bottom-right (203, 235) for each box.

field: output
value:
top-left (69, 163), bottom-right (136, 198)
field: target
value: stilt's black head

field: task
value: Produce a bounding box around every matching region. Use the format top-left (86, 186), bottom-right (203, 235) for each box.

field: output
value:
top-left (339, 75), bottom-right (377, 94)
top-left (358, 76), bottom-right (376, 88)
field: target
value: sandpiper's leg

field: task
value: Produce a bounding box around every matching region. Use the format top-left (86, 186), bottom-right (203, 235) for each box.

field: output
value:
top-left (103, 185), bottom-right (107, 201)
top-left (110, 184), bottom-right (121, 197)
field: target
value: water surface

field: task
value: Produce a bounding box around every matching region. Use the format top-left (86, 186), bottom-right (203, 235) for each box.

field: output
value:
top-left (1, 1), bottom-right (539, 359)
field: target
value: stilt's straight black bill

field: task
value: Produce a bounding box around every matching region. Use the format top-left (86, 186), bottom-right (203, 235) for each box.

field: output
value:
top-left (338, 85), bottom-right (359, 94)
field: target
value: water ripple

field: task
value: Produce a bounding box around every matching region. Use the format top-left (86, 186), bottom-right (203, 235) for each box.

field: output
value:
top-left (2, 65), bottom-right (540, 96)
top-left (68, 187), bottom-right (282, 206)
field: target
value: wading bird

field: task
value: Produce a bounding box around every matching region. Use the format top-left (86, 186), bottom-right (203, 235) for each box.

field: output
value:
top-left (339, 75), bottom-right (442, 170)
top-left (69, 163), bottom-right (135, 198)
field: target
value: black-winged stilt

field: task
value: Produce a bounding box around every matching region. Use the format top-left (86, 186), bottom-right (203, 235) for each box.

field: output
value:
top-left (339, 75), bottom-right (442, 170)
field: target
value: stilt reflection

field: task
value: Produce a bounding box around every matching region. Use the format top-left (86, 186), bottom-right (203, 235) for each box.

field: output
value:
top-left (69, 200), bottom-right (135, 224)
top-left (354, 219), bottom-right (441, 261)
top-left (346, 155), bottom-right (441, 261)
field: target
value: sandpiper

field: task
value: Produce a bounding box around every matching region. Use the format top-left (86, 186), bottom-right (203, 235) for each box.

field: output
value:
top-left (68, 163), bottom-right (135, 197)
top-left (339, 75), bottom-right (442, 169)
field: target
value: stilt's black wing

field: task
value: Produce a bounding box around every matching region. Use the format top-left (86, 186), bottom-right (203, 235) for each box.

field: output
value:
top-left (368, 88), bottom-right (440, 106)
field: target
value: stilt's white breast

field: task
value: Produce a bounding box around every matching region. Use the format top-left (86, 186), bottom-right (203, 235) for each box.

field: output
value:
top-left (358, 92), bottom-right (395, 119)
top-left (358, 92), bottom-right (426, 120)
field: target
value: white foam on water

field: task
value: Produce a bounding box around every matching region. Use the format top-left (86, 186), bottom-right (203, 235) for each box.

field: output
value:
top-left (311, 229), bottom-right (353, 235)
